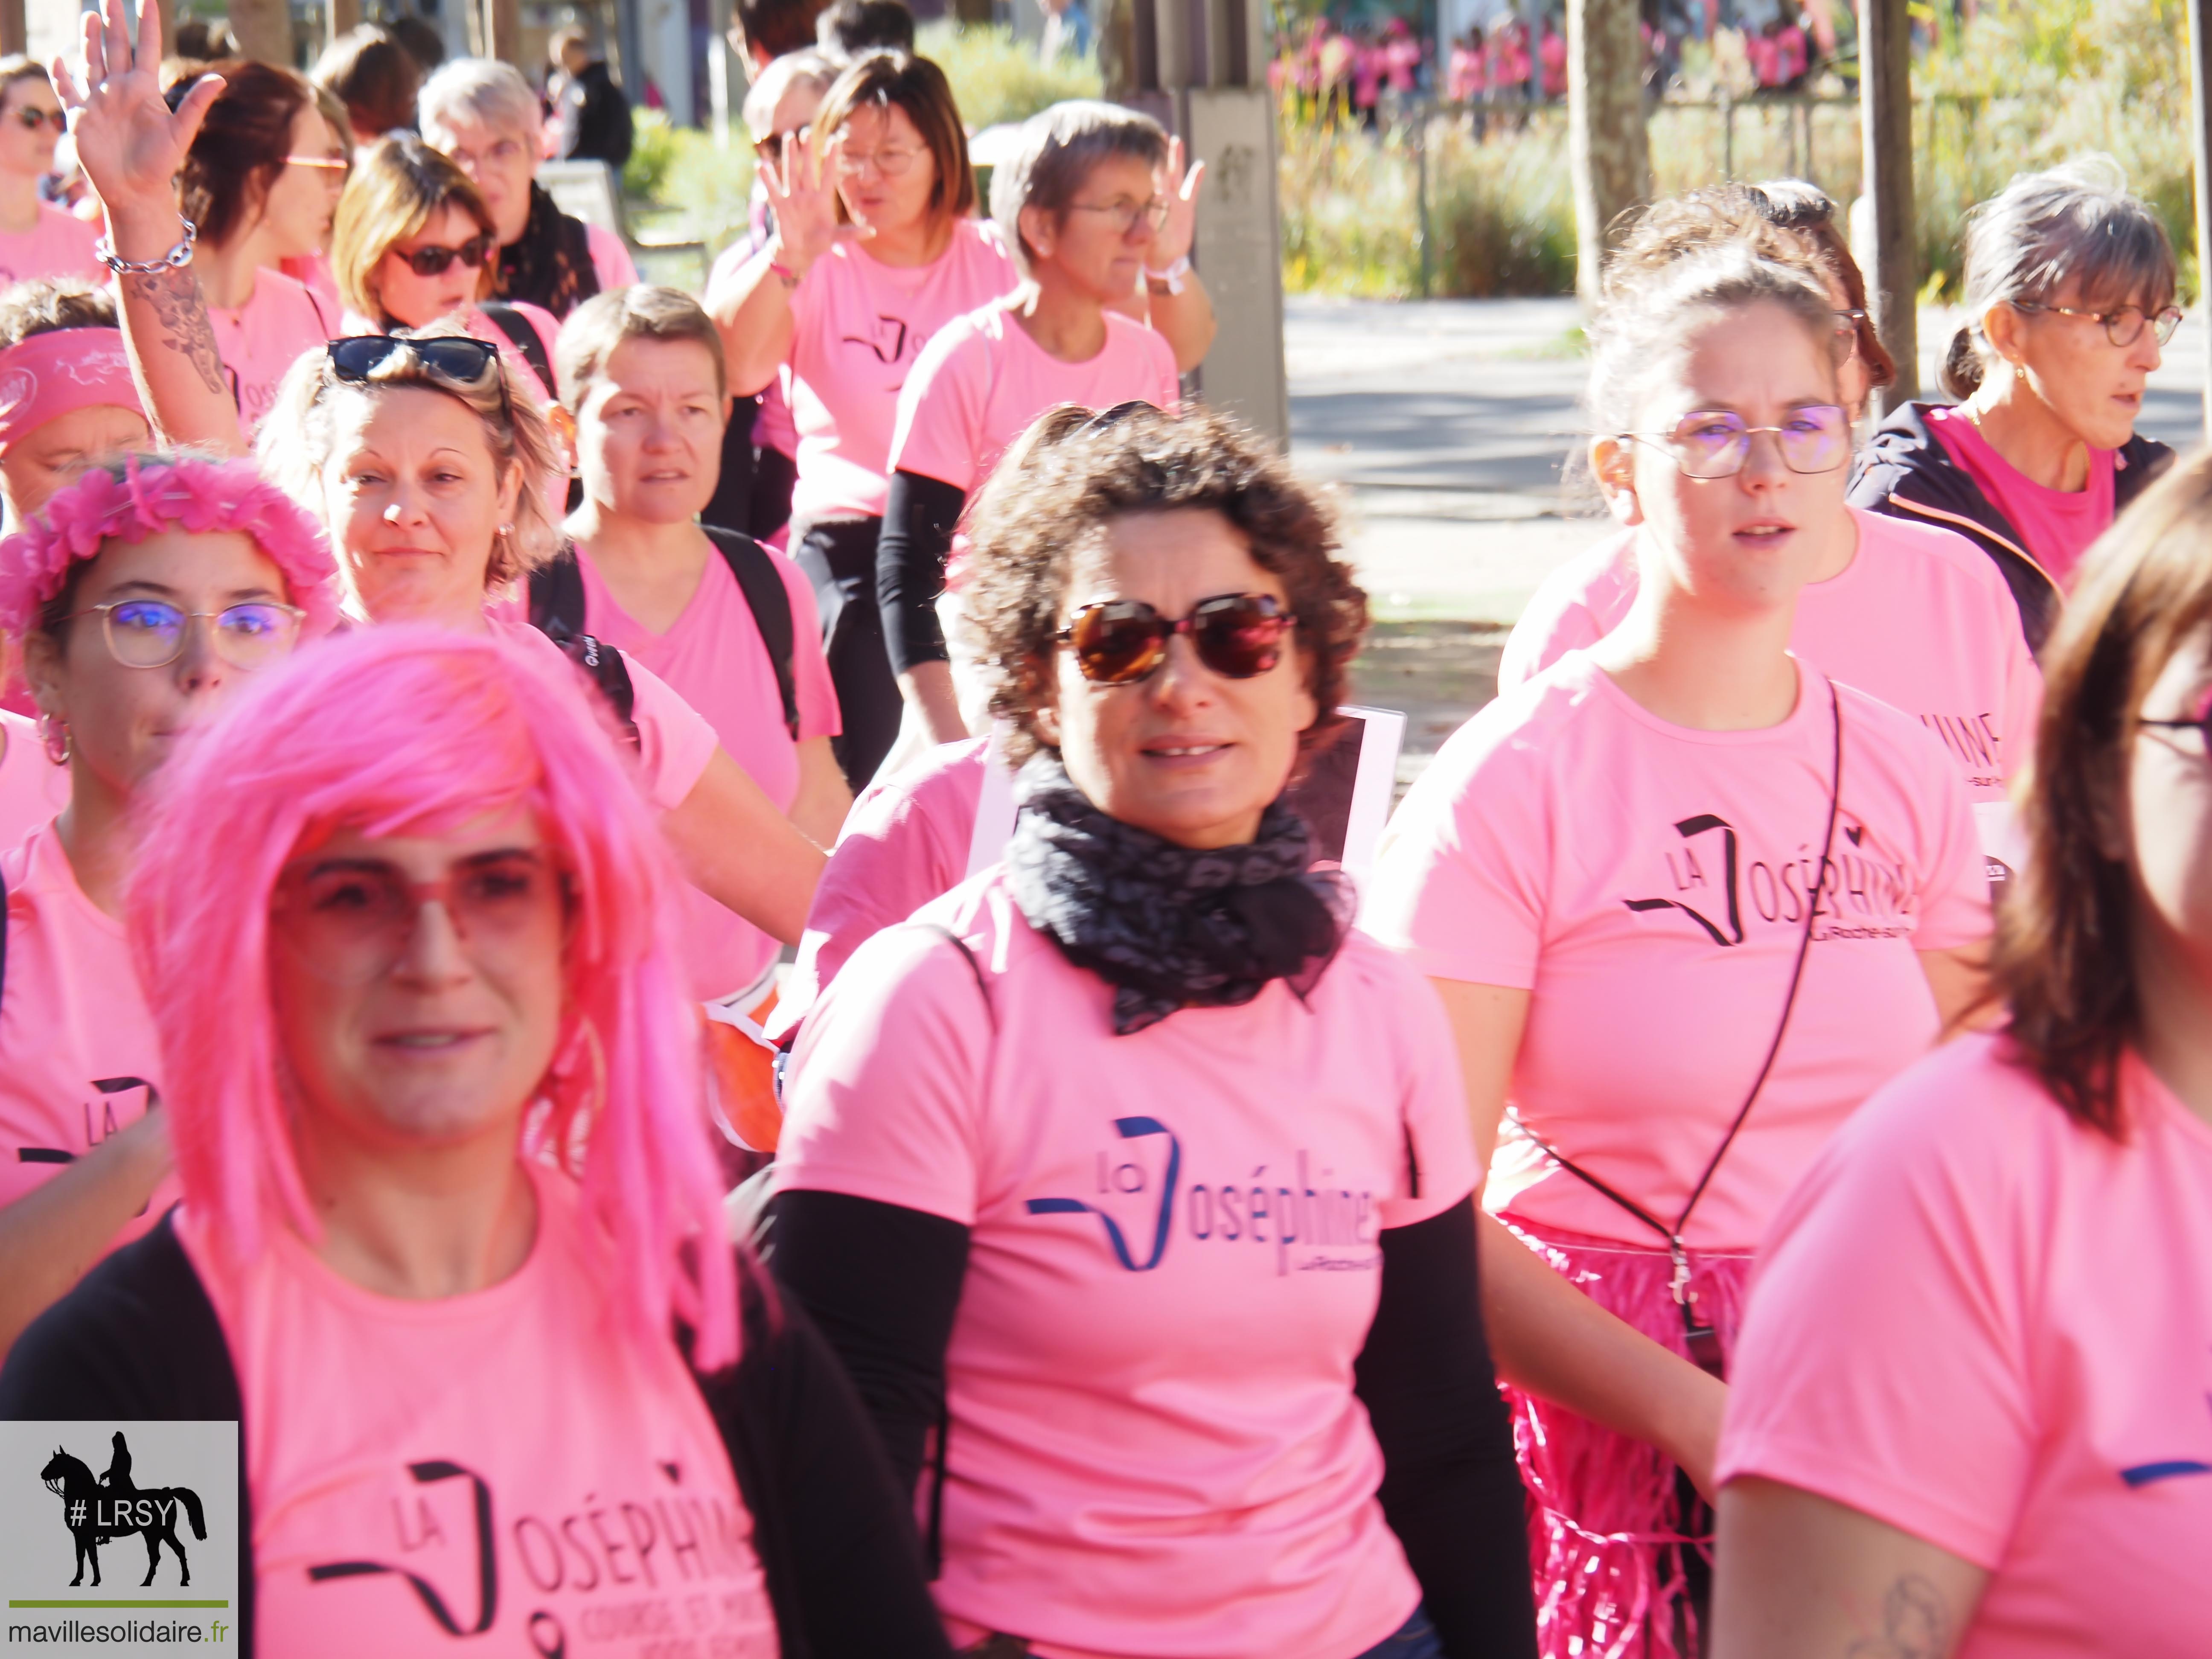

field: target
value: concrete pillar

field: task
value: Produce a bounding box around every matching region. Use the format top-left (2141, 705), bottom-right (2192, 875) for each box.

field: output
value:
top-left (1860, 0), bottom-right (1917, 408)
top-left (1566, 0), bottom-right (1649, 309)
top-left (227, 0), bottom-right (294, 64)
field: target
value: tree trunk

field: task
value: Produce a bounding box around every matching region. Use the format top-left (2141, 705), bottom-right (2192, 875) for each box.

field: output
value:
top-left (227, 0), bottom-right (294, 65)
top-left (0, 0), bottom-right (26, 58)
top-left (1860, 0), bottom-right (1917, 407)
top-left (1567, 0), bottom-right (1650, 309)
top-left (327, 0), bottom-right (361, 46)
top-left (484, 0), bottom-right (523, 64)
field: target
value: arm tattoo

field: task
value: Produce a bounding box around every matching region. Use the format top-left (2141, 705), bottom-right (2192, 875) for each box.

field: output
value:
top-left (1846, 1574), bottom-right (1952, 1659)
top-left (123, 265), bottom-right (228, 399)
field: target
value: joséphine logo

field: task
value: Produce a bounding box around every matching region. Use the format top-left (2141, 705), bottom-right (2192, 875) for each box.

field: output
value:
top-left (1025, 1117), bottom-right (1382, 1277)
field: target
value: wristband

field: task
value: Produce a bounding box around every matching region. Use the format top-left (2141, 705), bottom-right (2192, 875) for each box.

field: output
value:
top-left (768, 258), bottom-right (802, 288)
top-left (95, 215), bottom-right (198, 276)
top-left (1144, 253), bottom-right (1190, 295)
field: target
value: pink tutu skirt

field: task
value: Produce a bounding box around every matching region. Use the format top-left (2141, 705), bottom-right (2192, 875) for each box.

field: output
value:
top-left (1495, 1216), bottom-right (1755, 1659)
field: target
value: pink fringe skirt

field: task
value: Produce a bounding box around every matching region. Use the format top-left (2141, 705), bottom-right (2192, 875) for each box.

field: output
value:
top-left (1495, 1216), bottom-right (1754, 1659)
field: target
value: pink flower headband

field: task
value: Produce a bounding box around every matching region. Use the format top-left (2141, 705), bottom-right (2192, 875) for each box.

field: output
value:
top-left (0, 454), bottom-right (342, 638)
top-left (0, 329), bottom-right (142, 457)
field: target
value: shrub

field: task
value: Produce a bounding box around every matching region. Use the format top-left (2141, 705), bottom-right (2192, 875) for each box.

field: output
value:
top-left (914, 21), bottom-right (1103, 130)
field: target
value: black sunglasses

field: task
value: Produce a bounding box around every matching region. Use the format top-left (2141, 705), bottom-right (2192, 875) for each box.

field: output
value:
top-left (394, 233), bottom-right (493, 276)
top-left (328, 334), bottom-right (505, 399)
top-left (1058, 592), bottom-right (1294, 686)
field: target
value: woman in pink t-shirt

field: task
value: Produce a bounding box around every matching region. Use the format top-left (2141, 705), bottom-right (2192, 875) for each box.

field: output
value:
top-left (167, 58), bottom-right (349, 437)
top-left (1711, 448), bottom-right (2212, 1659)
top-left (1362, 246), bottom-right (1994, 1659)
top-left (0, 283), bottom-right (150, 533)
top-left (771, 404), bottom-right (1536, 1659)
top-left (0, 453), bottom-right (338, 1356)
top-left (1852, 158), bottom-right (2178, 650)
top-left (553, 285), bottom-right (850, 1006)
top-left (0, 63), bottom-right (101, 290)
top-left (0, 626), bottom-right (953, 1659)
top-left (879, 100), bottom-right (1183, 757)
top-left (65, 0), bottom-right (827, 956)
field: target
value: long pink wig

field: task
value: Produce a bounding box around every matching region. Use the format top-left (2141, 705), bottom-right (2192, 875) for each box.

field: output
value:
top-left (128, 624), bottom-right (739, 1369)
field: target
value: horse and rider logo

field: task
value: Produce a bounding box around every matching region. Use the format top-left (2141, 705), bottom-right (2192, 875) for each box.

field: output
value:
top-left (38, 1432), bottom-right (208, 1588)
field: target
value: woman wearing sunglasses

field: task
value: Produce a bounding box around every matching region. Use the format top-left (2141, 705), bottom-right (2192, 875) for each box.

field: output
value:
top-left (0, 59), bottom-right (100, 289)
top-left (1851, 157), bottom-right (2177, 651)
top-left (330, 134), bottom-right (562, 408)
top-left (876, 101), bottom-right (1183, 760)
top-left (151, 57), bottom-right (350, 437)
top-left (1713, 448), bottom-right (2212, 1659)
top-left (60, 0), bottom-right (826, 959)
top-left (0, 452), bottom-right (337, 1357)
top-left (767, 402), bottom-right (1537, 1659)
top-left (1502, 192), bottom-right (2042, 874)
top-left (1363, 246), bottom-right (1994, 1659)
top-left (0, 626), bottom-right (954, 1658)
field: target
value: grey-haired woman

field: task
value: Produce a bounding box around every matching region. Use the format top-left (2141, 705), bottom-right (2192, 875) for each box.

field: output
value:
top-left (1849, 155), bottom-right (2177, 649)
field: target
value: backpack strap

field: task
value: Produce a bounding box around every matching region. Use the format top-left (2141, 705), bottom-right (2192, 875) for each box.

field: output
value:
top-left (703, 524), bottom-right (800, 741)
top-left (478, 300), bottom-right (557, 398)
top-left (526, 546), bottom-right (638, 747)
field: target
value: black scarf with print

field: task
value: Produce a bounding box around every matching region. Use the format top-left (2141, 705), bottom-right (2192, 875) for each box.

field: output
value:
top-left (497, 182), bottom-right (602, 320)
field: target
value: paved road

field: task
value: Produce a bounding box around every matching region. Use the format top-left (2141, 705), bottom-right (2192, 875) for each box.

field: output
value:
top-left (1288, 295), bottom-right (2211, 626)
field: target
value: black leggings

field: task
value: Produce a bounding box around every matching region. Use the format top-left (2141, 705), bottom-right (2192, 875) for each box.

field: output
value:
top-left (796, 517), bottom-right (902, 790)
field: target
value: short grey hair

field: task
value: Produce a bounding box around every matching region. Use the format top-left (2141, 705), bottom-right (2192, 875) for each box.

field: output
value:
top-left (1941, 154), bottom-right (2177, 399)
top-left (417, 56), bottom-right (543, 147)
top-left (742, 49), bottom-right (834, 143)
top-left (989, 99), bottom-right (1167, 279)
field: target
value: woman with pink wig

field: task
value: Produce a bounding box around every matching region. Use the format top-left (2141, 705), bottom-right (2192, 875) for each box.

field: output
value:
top-left (0, 625), bottom-right (951, 1656)
top-left (55, 0), bottom-right (827, 950)
top-left (0, 451), bottom-right (338, 1353)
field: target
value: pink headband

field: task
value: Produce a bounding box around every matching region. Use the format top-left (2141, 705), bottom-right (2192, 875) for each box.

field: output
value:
top-left (0, 454), bottom-right (342, 637)
top-left (0, 329), bottom-right (143, 457)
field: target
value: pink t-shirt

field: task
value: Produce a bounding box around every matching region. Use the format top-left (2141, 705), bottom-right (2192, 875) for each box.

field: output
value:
top-left (176, 1166), bottom-right (779, 1658)
top-left (0, 823), bottom-right (178, 1247)
top-left (772, 734), bottom-right (988, 1036)
top-left (0, 709), bottom-right (68, 854)
top-left (586, 222), bottom-right (639, 295)
top-left (886, 301), bottom-right (1181, 495)
top-left (1499, 508), bottom-right (2046, 806)
top-left (1719, 1034), bottom-right (2212, 1656)
top-left (1361, 651), bottom-right (1991, 1249)
top-left (492, 617), bottom-right (720, 813)
top-left (209, 267), bottom-right (335, 438)
top-left (1927, 404), bottom-right (2116, 589)
top-left (777, 221), bottom-right (1019, 523)
top-left (775, 876), bottom-right (1477, 1659)
top-left (574, 539), bottom-right (840, 1000)
top-left (0, 204), bottom-right (102, 288)
top-left (753, 374), bottom-right (797, 457)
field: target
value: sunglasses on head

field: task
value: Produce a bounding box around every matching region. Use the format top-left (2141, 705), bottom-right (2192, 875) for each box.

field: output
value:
top-left (328, 333), bottom-right (505, 399)
top-left (1058, 592), bottom-right (1294, 686)
top-left (393, 232), bottom-right (493, 276)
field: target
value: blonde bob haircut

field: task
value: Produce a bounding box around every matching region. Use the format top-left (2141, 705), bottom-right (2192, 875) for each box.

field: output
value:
top-left (329, 134), bottom-right (498, 325)
top-left (258, 323), bottom-right (564, 593)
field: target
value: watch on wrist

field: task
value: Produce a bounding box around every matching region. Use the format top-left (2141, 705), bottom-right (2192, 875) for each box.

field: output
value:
top-left (1144, 253), bottom-right (1191, 296)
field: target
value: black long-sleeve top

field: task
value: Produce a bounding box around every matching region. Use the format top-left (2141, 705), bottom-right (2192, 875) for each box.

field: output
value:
top-left (875, 469), bottom-right (968, 676)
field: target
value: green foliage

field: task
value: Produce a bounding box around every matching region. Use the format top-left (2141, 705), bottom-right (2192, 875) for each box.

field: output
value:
top-left (619, 112), bottom-right (756, 265)
top-left (622, 109), bottom-right (681, 203)
top-left (913, 22), bottom-right (1103, 131)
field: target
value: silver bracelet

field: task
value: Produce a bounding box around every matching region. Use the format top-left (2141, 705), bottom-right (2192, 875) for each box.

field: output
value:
top-left (94, 216), bottom-right (198, 276)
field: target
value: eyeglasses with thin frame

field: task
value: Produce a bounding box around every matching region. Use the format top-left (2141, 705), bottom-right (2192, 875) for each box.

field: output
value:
top-left (1067, 196), bottom-right (1171, 237)
top-left (65, 598), bottom-right (304, 672)
top-left (834, 143), bottom-right (923, 178)
top-left (1621, 405), bottom-right (1852, 480)
top-left (390, 233), bottom-right (493, 277)
top-left (12, 106), bottom-right (65, 134)
top-left (271, 849), bottom-right (568, 985)
top-left (2012, 301), bottom-right (2184, 349)
top-left (1832, 308), bottom-right (1869, 362)
top-left (1057, 592), bottom-right (1295, 686)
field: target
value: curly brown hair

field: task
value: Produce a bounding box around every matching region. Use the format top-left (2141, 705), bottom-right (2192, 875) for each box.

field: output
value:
top-left (963, 402), bottom-right (1369, 766)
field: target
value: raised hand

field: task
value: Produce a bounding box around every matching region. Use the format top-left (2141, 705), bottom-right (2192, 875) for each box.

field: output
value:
top-left (764, 126), bottom-right (847, 272)
top-left (1152, 134), bottom-right (1207, 270)
top-left (51, 0), bottom-right (224, 227)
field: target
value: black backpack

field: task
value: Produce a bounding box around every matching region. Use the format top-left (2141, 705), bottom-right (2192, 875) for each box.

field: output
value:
top-left (528, 527), bottom-right (800, 740)
top-left (477, 301), bottom-right (556, 396)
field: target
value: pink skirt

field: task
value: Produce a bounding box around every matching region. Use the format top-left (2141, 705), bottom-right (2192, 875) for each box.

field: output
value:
top-left (1495, 1216), bottom-right (1755, 1659)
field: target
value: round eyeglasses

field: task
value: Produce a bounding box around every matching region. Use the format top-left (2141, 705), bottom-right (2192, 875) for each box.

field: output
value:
top-left (1068, 197), bottom-right (1172, 236)
top-left (2013, 302), bottom-right (2185, 349)
top-left (1622, 406), bottom-right (1851, 480)
top-left (65, 599), bottom-right (303, 671)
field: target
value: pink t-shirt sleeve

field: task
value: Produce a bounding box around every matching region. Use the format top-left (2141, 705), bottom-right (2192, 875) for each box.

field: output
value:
top-left (1717, 1048), bottom-right (2034, 1568)
top-left (885, 314), bottom-right (988, 493)
top-left (1496, 536), bottom-right (1632, 693)
top-left (777, 921), bottom-right (995, 1224)
top-left (1362, 708), bottom-right (1550, 988)
top-left (586, 223), bottom-right (638, 291)
top-left (622, 650), bottom-right (719, 810)
top-left (1900, 720), bottom-right (1992, 952)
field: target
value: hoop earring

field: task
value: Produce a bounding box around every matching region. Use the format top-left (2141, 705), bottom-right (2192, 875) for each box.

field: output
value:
top-left (36, 713), bottom-right (70, 766)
